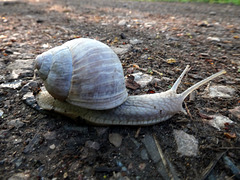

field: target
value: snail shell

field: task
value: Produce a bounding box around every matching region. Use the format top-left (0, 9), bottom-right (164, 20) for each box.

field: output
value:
top-left (35, 38), bottom-right (128, 110)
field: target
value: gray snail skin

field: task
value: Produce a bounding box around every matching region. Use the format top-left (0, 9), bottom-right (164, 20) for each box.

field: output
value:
top-left (35, 38), bottom-right (226, 125)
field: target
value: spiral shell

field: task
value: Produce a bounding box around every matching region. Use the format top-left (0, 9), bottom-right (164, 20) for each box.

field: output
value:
top-left (35, 38), bottom-right (128, 110)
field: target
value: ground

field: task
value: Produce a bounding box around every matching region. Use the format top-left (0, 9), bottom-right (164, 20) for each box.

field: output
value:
top-left (0, 0), bottom-right (239, 179)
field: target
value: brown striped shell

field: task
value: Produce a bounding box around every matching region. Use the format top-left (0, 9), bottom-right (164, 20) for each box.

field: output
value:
top-left (35, 38), bottom-right (128, 110)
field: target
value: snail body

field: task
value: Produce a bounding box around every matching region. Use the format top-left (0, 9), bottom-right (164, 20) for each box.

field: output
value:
top-left (35, 38), bottom-right (226, 125)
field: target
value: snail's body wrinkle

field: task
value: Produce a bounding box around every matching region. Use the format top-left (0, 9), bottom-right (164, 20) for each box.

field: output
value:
top-left (36, 90), bottom-right (183, 125)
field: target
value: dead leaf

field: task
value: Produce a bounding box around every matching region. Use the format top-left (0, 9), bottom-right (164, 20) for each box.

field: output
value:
top-left (224, 132), bottom-right (236, 139)
top-left (125, 75), bottom-right (140, 90)
top-left (166, 58), bottom-right (177, 64)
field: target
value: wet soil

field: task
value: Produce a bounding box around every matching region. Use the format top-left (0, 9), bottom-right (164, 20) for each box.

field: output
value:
top-left (0, 0), bottom-right (240, 179)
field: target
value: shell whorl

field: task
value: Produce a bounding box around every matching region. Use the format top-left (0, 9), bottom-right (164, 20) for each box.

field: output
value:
top-left (35, 38), bottom-right (128, 110)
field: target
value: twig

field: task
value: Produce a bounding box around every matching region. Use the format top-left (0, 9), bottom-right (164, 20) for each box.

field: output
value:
top-left (135, 127), bottom-right (141, 138)
top-left (184, 101), bottom-right (193, 120)
top-left (153, 134), bottom-right (180, 180)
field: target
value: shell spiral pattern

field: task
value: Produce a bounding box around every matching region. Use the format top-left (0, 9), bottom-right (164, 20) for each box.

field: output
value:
top-left (35, 38), bottom-right (128, 110)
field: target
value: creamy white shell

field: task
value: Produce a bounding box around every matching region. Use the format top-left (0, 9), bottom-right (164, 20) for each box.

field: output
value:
top-left (35, 38), bottom-right (128, 110)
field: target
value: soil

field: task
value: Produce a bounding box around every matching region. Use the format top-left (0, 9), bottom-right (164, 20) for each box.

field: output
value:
top-left (0, 0), bottom-right (240, 179)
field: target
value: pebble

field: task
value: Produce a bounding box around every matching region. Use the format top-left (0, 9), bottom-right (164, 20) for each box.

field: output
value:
top-left (140, 149), bottom-right (149, 160)
top-left (130, 39), bottom-right (143, 45)
top-left (0, 129), bottom-right (9, 138)
top-left (23, 133), bottom-right (41, 153)
top-left (173, 130), bottom-right (198, 157)
top-left (150, 78), bottom-right (161, 86)
top-left (207, 37), bottom-right (220, 42)
top-left (94, 127), bottom-right (108, 136)
top-left (22, 92), bottom-right (36, 107)
top-left (13, 157), bottom-right (23, 168)
top-left (7, 59), bottom-right (33, 79)
top-left (0, 109), bottom-right (3, 117)
top-left (209, 11), bottom-right (216, 15)
top-left (49, 144), bottom-right (56, 150)
top-left (0, 80), bottom-right (22, 89)
top-left (118, 19), bottom-right (127, 26)
top-left (13, 138), bottom-right (23, 145)
top-left (43, 131), bottom-right (56, 140)
top-left (144, 21), bottom-right (156, 28)
top-left (111, 44), bottom-right (131, 55)
top-left (85, 140), bottom-right (100, 150)
top-left (8, 172), bottom-right (30, 180)
top-left (208, 115), bottom-right (234, 130)
top-left (138, 163), bottom-right (146, 171)
top-left (109, 133), bottom-right (122, 147)
top-left (206, 85), bottom-right (235, 98)
top-left (7, 118), bottom-right (25, 128)
top-left (63, 172), bottom-right (68, 179)
top-left (131, 72), bottom-right (153, 88)
top-left (42, 43), bottom-right (50, 48)
top-left (20, 81), bottom-right (38, 93)
top-left (140, 54), bottom-right (149, 60)
top-left (229, 106), bottom-right (240, 119)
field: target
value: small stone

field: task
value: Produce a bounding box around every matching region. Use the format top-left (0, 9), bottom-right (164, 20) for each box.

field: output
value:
top-left (7, 59), bottom-right (33, 79)
top-left (43, 131), bottom-right (56, 140)
top-left (0, 109), bottom-right (3, 117)
top-left (14, 157), bottom-right (23, 168)
top-left (139, 163), bottom-right (146, 171)
top-left (7, 118), bottom-right (24, 128)
top-left (150, 78), bottom-right (162, 87)
top-left (229, 106), bottom-right (240, 119)
top-left (63, 172), bottom-right (68, 179)
top-left (141, 54), bottom-right (149, 60)
top-left (208, 115), bottom-right (234, 130)
top-left (207, 37), bottom-right (220, 42)
top-left (0, 80), bottom-right (22, 89)
top-left (8, 172), bottom-right (30, 180)
top-left (49, 144), bottom-right (56, 150)
top-left (22, 92), bottom-right (36, 107)
top-left (109, 133), bottom-right (122, 147)
top-left (42, 43), bottom-right (50, 48)
top-left (85, 140), bottom-right (100, 150)
top-left (130, 39), bottom-right (143, 45)
top-left (20, 81), bottom-right (38, 93)
top-left (120, 33), bottom-right (126, 39)
top-left (140, 149), bottom-right (149, 160)
top-left (0, 129), bottom-right (9, 138)
top-left (13, 138), bottom-right (22, 145)
top-left (95, 127), bottom-right (108, 136)
top-left (173, 130), bottom-right (198, 157)
top-left (69, 161), bottom-right (80, 172)
top-left (131, 72), bottom-right (153, 88)
top-left (144, 21), bottom-right (156, 28)
top-left (23, 133), bottom-right (41, 153)
top-left (111, 44), bottom-right (131, 55)
top-left (118, 19), bottom-right (127, 26)
top-left (209, 11), bottom-right (216, 15)
top-left (206, 85), bottom-right (235, 98)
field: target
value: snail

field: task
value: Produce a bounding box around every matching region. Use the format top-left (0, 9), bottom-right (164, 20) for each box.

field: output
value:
top-left (35, 38), bottom-right (226, 125)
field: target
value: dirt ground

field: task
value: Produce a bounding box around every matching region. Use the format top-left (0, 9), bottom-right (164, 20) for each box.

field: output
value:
top-left (0, 0), bottom-right (240, 179)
